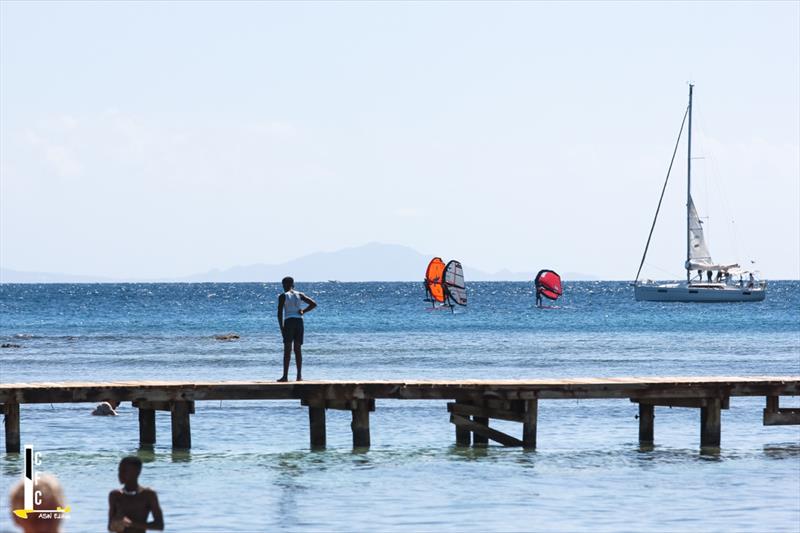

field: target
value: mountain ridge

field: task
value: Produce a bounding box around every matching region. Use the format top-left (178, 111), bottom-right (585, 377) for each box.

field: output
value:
top-left (1, 242), bottom-right (598, 282)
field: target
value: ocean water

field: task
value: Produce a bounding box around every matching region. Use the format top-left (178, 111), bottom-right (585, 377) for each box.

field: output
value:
top-left (0, 281), bottom-right (798, 532)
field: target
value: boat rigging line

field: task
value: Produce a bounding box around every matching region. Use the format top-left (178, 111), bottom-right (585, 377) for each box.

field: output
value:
top-left (634, 106), bottom-right (689, 284)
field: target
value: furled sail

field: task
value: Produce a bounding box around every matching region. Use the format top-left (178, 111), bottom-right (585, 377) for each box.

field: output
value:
top-left (687, 195), bottom-right (714, 269)
top-left (425, 257), bottom-right (446, 303)
top-left (443, 260), bottom-right (467, 306)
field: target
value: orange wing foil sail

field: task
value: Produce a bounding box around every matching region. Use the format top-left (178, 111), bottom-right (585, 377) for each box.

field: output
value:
top-left (425, 257), bottom-right (446, 303)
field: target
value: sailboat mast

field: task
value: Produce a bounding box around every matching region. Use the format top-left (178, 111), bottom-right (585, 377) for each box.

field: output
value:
top-left (686, 83), bottom-right (694, 283)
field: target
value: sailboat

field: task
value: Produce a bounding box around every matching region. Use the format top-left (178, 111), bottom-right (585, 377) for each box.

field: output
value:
top-left (634, 85), bottom-right (766, 302)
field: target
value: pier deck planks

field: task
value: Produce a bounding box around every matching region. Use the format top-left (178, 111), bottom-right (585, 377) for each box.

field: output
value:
top-left (1, 376), bottom-right (798, 404)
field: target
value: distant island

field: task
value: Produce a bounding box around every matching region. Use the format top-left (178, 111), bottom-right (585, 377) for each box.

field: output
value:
top-left (1, 242), bottom-right (598, 283)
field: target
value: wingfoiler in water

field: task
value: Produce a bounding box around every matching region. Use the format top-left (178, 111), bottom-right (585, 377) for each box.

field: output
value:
top-left (424, 257), bottom-right (467, 309)
top-left (424, 257), bottom-right (446, 306)
top-left (535, 269), bottom-right (563, 307)
top-left (443, 260), bottom-right (467, 306)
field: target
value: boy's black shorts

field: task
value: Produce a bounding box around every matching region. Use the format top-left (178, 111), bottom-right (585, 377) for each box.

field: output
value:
top-left (282, 318), bottom-right (304, 345)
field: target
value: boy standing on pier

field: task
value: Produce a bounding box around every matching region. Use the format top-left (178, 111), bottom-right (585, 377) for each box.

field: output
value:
top-left (108, 456), bottom-right (164, 533)
top-left (277, 276), bottom-right (317, 382)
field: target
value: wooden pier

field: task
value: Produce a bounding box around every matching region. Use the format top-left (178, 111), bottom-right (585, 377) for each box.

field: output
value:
top-left (2, 376), bottom-right (798, 453)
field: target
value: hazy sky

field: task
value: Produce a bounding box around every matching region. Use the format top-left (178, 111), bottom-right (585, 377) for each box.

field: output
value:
top-left (1, 1), bottom-right (798, 279)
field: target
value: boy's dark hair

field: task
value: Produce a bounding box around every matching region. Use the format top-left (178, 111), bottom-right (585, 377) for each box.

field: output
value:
top-left (281, 276), bottom-right (294, 289)
top-left (120, 456), bottom-right (143, 475)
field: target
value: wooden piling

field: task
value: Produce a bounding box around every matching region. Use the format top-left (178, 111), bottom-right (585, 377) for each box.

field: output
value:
top-left (308, 404), bottom-right (326, 449)
top-left (138, 408), bottom-right (156, 448)
top-left (763, 395), bottom-right (800, 425)
top-left (3, 404), bottom-right (20, 453)
top-left (351, 399), bottom-right (370, 448)
top-left (638, 403), bottom-right (654, 444)
top-left (472, 414), bottom-right (489, 446)
top-left (522, 399), bottom-right (538, 449)
top-left (170, 401), bottom-right (192, 450)
top-left (454, 400), bottom-right (471, 447)
top-left (700, 398), bottom-right (721, 448)
top-left (766, 395), bottom-right (779, 413)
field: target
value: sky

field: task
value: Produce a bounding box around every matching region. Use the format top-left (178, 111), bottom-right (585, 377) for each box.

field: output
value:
top-left (1, 1), bottom-right (798, 280)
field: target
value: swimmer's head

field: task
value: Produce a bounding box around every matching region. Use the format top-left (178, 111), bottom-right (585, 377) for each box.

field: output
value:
top-left (91, 402), bottom-right (117, 416)
top-left (118, 456), bottom-right (143, 485)
top-left (9, 473), bottom-right (65, 533)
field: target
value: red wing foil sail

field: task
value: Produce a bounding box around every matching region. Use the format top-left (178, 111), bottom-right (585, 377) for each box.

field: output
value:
top-left (443, 260), bottom-right (467, 306)
top-left (535, 269), bottom-right (562, 301)
top-left (425, 257), bottom-right (446, 303)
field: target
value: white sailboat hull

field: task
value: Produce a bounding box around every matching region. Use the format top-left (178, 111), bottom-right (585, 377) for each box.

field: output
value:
top-left (634, 283), bottom-right (766, 302)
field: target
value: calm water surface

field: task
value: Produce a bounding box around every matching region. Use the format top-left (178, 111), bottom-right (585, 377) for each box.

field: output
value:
top-left (1, 282), bottom-right (799, 532)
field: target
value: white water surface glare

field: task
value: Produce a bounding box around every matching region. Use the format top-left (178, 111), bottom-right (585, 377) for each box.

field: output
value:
top-left (1, 282), bottom-right (799, 532)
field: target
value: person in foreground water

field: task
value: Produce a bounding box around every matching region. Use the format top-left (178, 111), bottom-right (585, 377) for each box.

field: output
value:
top-left (277, 276), bottom-right (317, 382)
top-left (108, 456), bottom-right (163, 533)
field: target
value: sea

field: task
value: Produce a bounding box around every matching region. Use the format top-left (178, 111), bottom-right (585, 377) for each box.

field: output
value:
top-left (1, 281), bottom-right (798, 532)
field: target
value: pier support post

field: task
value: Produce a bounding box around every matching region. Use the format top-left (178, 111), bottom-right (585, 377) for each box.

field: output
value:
top-left (351, 400), bottom-right (371, 448)
top-left (522, 399), bottom-right (538, 449)
top-left (3, 404), bottom-right (20, 453)
top-left (308, 403), bottom-right (327, 449)
top-left (170, 401), bottom-right (192, 450)
top-left (766, 395), bottom-right (779, 413)
top-left (454, 400), bottom-right (471, 447)
top-left (472, 401), bottom-right (489, 447)
top-left (700, 398), bottom-right (721, 448)
top-left (638, 404), bottom-right (654, 444)
top-left (138, 408), bottom-right (156, 448)
top-left (763, 395), bottom-right (800, 425)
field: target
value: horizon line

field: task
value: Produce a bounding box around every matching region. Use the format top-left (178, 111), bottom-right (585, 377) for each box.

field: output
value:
top-left (3, 279), bottom-right (800, 285)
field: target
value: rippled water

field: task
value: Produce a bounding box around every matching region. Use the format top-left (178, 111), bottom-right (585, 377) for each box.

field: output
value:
top-left (1, 282), bottom-right (799, 532)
